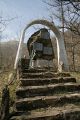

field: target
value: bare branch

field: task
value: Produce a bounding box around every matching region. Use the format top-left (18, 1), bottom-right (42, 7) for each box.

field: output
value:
top-left (69, 0), bottom-right (80, 11)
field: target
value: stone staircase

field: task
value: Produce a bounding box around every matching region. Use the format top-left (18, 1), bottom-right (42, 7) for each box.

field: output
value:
top-left (11, 67), bottom-right (80, 120)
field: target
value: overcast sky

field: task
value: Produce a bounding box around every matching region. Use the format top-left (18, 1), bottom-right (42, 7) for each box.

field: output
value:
top-left (0, 0), bottom-right (57, 42)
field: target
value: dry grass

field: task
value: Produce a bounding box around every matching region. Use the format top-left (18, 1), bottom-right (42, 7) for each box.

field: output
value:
top-left (0, 71), bottom-right (10, 96)
top-left (0, 70), bottom-right (18, 104)
top-left (71, 72), bottom-right (80, 83)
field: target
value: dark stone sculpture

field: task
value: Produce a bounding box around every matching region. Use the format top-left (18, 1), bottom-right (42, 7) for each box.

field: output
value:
top-left (27, 28), bottom-right (55, 60)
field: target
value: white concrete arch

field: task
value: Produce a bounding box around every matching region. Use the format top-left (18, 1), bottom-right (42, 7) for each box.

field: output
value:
top-left (14, 19), bottom-right (69, 72)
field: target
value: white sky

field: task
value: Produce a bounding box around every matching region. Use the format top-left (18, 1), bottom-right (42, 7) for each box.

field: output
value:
top-left (0, 0), bottom-right (58, 42)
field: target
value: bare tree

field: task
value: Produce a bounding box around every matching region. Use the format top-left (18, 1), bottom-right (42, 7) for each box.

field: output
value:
top-left (0, 15), bottom-right (17, 70)
top-left (43, 0), bottom-right (80, 71)
top-left (43, 0), bottom-right (80, 36)
top-left (0, 15), bottom-right (6, 69)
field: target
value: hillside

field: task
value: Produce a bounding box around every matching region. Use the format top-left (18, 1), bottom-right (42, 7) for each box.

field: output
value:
top-left (0, 40), bottom-right (29, 70)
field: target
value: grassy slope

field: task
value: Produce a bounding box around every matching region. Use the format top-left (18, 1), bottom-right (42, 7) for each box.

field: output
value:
top-left (0, 70), bottom-right (19, 106)
top-left (71, 72), bottom-right (80, 83)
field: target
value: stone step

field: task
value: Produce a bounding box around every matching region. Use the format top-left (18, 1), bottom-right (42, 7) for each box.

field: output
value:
top-left (20, 77), bottom-right (76, 86)
top-left (20, 72), bottom-right (56, 78)
top-left (20, 72), bottom-right (70, 79)
top-left (16, 83), bottom-right (80, 98)
top-left (16, 93), bottom-right (80, 111)
top-left (19, 68), bottom-right (48, 73)
top-left (10, 104), bottom-right (80, 120)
